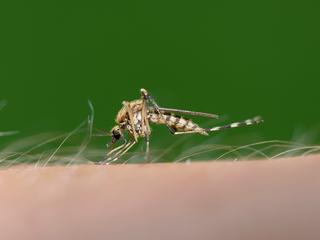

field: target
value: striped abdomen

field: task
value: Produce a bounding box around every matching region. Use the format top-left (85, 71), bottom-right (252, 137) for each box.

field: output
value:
top-left (148, 112), bottom-right (208, 135)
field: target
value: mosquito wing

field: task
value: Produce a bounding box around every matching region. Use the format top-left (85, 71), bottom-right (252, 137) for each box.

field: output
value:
top-left (155, 107), bottom-right (219, 119)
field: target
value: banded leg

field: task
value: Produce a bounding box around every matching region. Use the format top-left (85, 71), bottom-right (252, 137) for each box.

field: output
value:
top-left (206, 116), bottom-right (263, 133)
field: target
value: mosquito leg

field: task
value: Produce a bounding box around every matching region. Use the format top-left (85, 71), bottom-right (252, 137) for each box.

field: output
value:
top-left (106, 138), bottom-right (127, 157)
top-left (106, 140), bottom-right (137, 164)
top-left (206, 116), bottom-right (263, 133)
top-left (141, 97), bottom-right (151, 136)
top-left (119, 140), bottom-right (136, 157)
top-left (122, 101), bottom-right (138, 142)
top-left (140, 88), bottom-right (176, 134)
top-left (105, 142), bottom-right (131, 163)
top-left (104, 145), bottom-right (127, 164)
top-left (145, 135), bottom-right (150, 162)
top-left (140, 96), bottom-right (151, 162)
top-left (104, 137), bottom-right (128, 163)
top-left (140, 88), bottom-right (162, 114)
top-left (173, 130), bottom-right (208, 135)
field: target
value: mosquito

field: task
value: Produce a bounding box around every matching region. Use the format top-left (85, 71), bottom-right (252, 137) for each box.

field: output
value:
top-left (104, 88), bottom-right (263, 163)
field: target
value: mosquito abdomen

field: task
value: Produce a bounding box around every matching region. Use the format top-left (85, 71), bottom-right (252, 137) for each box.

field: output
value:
top-left (148, 113), bottom-right (207, 134)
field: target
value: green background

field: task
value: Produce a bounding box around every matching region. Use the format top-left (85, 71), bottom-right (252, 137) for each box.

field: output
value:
top-left (0, 1), bottom-right (319, 150)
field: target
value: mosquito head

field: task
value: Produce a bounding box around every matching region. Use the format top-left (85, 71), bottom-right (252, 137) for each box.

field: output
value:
top-left (110, 125), bottom-right (123, 144)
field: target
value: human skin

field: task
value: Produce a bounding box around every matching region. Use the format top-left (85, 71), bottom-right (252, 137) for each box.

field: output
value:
top-left (0, 155), bottom-right (319, 240)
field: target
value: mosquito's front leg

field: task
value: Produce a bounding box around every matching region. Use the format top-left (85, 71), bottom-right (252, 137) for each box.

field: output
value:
top-left (122, 101), bottom-right (138, 142)
top-left (106, 140), bottom-right (137, 164)
top-left (106, 138), bottom-right (127, 157)
top-left (105, 141), bottom-right (129, 162)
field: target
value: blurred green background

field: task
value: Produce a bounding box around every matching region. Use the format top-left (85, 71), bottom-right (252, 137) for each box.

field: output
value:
top-left (0, 1), bottom-right (319, 151)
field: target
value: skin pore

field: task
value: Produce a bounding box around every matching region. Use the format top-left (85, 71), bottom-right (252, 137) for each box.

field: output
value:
top-left (0, 155), bottom-right (319, 240)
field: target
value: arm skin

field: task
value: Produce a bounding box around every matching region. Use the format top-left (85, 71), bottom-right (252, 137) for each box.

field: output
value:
top-left (0, 155), bottom-right (320, 240)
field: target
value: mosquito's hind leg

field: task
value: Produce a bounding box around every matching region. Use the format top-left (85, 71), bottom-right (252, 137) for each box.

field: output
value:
top-left (207, 116), bottom-right (263, 133)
